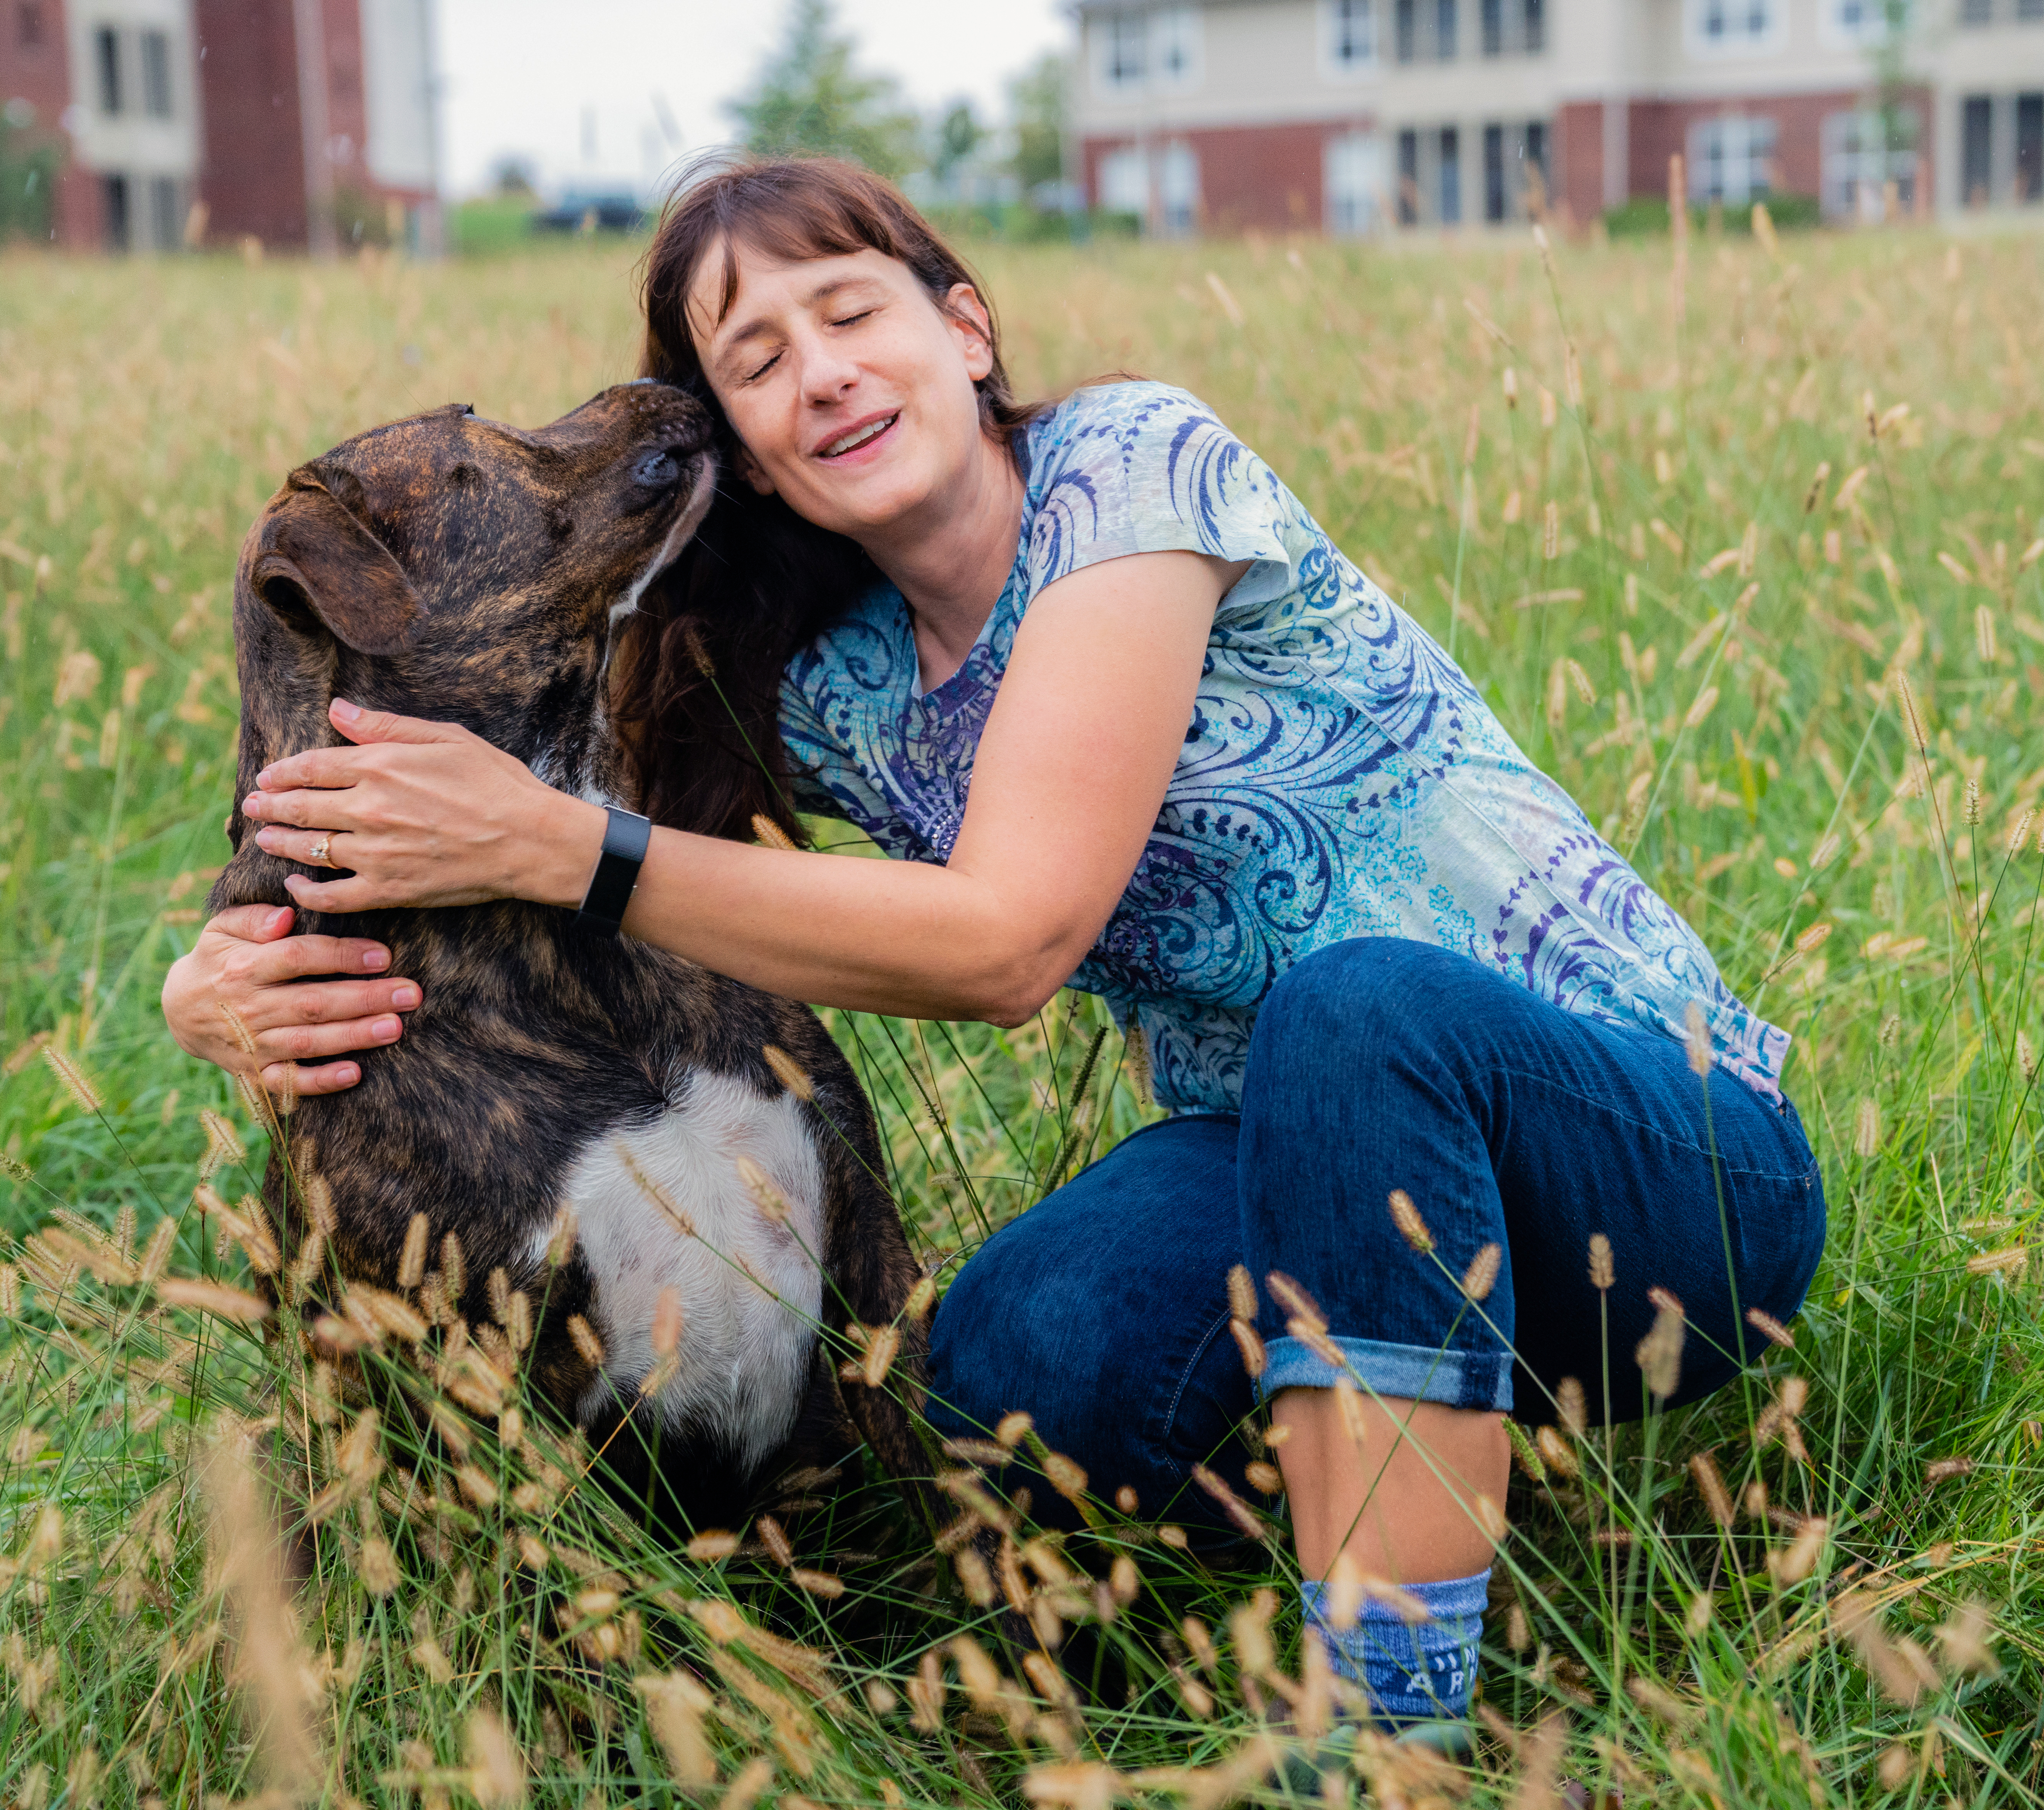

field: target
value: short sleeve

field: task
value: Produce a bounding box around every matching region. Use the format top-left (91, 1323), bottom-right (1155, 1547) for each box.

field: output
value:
top-left (1023, 383), bottom-right (1298, 614)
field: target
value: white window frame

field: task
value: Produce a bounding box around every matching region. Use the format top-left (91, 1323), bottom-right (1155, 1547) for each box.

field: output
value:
top-left (1687, 113), bottom-right (1778, 202)
top-left (1097, 12), bottom-right (1148, 94)
top-left (1098, 144), bottom-right (1150, 215)
top-left (1682, 0), bottom-right (1786, 57)
top-left (1326, 130), bottom-right (1384, 232)
top-left (1821, 0), bottom-right (1910, 48)
top-left (1157, 139), bottom-right (1200, 234)
top-left (1821, 106), bottom-right (1920, 217)
top-left (1321, 0), bottom-right (1380, 79)
top-left (1150, 8), bottom-right (1203, 92)
top-left (1093, 7), bottom-right (1203, 98)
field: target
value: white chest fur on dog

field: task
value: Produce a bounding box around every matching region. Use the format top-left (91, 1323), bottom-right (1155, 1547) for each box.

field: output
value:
top-left (550, 1069), bottom-right (827, 1472)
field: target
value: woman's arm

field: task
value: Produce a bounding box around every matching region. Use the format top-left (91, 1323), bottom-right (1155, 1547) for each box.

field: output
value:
top-left (237, 548), bottom-right (1242, 1026)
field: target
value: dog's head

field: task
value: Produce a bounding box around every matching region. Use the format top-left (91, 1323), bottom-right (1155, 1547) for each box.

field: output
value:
top-left (230, 381), bottom-right (714, 811)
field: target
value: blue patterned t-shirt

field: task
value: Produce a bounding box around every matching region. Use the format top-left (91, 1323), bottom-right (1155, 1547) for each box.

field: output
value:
top-left (779, 381), bottom-right (1788, 1115)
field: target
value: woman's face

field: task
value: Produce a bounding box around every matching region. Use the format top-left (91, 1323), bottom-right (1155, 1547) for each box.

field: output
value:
top-left (688, 242), bottom-right (996, 542)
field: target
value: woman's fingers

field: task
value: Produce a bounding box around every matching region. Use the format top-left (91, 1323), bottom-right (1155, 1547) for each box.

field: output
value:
top-left (258, 1010), bottom-right (405, 1066)
top-left (261, 1058), bottom-right (365, 1098)
top-left (328, 697), bottom-right (473, 746)
top-left (221, 927), bottom-right (399, 986)
top-left (237, 977), bottom-right (420, 1033)
top-left (200, 902), bottom-right (297, 944)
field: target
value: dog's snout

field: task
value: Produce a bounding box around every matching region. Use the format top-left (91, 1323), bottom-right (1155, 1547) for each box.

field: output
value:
top-left (634, 447), bottom-right (682, 489)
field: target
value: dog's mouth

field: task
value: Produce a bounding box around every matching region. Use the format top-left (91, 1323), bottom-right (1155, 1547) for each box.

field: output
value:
top-left (608, 451), bottom-right (717, 629)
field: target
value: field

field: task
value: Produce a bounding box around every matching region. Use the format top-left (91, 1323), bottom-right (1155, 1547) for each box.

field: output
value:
top-left (2, 214), bottom-right (2042, 1807)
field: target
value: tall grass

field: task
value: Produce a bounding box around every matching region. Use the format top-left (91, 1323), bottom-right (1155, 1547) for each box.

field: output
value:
top-left (2, 215), bottom-right (2042, 1805)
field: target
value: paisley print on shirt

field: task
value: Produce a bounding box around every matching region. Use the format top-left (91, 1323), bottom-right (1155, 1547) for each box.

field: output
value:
top-left (779, 381), bottom-right (1789, 1114)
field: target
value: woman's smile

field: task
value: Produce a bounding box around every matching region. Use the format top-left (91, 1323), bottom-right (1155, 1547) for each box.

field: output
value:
top-left (816, 409), bottom-right (901, 462)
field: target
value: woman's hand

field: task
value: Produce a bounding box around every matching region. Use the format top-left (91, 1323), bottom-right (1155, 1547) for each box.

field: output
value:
top-left (241, 698), bottom-right (608, 915)
top-left (161, 904), bottom-right (422, 1096)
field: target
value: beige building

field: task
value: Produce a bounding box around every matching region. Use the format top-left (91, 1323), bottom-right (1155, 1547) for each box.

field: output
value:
top-left (1068, 0), bottom-right (2044, 233)
top-left (2, 0), bottom-right (438, 252)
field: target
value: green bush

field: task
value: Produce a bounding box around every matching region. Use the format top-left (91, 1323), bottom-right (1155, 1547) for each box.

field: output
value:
top-left (1604, 191), bottom-right (1824, 237)
top-left (0, 123), bottom-right (60, 243)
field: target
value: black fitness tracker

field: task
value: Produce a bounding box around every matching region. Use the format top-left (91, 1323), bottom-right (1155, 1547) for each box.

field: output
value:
top-left (575, 806), bottom-right (652, 938)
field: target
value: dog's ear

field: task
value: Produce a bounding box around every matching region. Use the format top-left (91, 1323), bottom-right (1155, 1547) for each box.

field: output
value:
top-left (251, 478), bottom-right (420, 655)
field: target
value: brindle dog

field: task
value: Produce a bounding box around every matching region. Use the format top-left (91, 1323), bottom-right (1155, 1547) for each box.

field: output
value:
top-left (210, 383), bottom-right (932, 1531)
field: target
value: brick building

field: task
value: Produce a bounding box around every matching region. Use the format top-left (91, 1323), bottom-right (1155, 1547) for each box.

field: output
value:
top-left (1069, 0), bottom-right (2044, 235)
top-left (0, 0), bottom-right (438, 251)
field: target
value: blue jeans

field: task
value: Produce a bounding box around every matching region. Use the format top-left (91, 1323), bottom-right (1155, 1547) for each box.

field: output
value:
top-left (927, 939), bottom-right (1826, 1536)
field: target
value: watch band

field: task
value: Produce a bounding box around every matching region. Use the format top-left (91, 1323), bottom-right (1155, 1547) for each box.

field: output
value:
top-left (575, 806), bottom-right (652, 938)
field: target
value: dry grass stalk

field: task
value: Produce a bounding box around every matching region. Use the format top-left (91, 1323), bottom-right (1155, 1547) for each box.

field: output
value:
top-left (205, 1430), bottom-right (321, 1793)
top-left (1688, 1451), bottom-right (1735, 1527)
top-left (761, 1043), bottom-right (813, 1101)
top-left (1387, 1189), bottom-right (1434, 1254)
top-left (1587, 1233), bottom-right (1614, 1291)
top-left (1634, 1288), bottom-right (1685, 1399)
top-left (634, 1671), bottom-right (716, 1787)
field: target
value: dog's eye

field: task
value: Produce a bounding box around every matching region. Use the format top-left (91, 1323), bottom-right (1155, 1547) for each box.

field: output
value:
top-left (634, 450), bottom-right (680, 488)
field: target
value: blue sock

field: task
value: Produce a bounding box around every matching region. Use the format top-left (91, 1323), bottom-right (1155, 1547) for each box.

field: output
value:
top-left (1301, 1570), bottom-right (1489, 1727)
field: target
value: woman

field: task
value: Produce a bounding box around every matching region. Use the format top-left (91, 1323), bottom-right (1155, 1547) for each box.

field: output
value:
top-left (163, 157), bottom-right (1824, 1734)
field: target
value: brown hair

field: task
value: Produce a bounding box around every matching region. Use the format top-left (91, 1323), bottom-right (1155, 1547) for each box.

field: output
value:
top-left (612, 154), bottom-right (1044, 844)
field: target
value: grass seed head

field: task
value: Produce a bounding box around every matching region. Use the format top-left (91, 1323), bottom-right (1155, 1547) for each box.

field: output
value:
top-left (1635, 1289), bottom-right (1685, 1399)
top-left (1745, 1305), bottom-right (1796, 1348)
top-left (1387, 1189), bottom-right (1434, 1254)
top-left (761, 1042), bottom-right (815, 1100)
top-left (1225, 1262), bottom-right (1257, 1321)
top-left (1688, 1450), bottom-right (1734, 1526)
top-left (1587, 1233), bottom-right (1614, 1291)
top-left (1460, 1241), bottom-right (1502, 1302)
top-left (1556, 1376), bottom-right (1586, 1436)
top-left (398, 1212), bottom-right (430, 1289)
top-left (996, 1410), bottom-right (1034, 1448)
top-left (43, 1047), bottom-right (102, 1116)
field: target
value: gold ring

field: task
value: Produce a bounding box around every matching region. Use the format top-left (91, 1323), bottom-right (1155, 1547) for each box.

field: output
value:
top-left (308, 836), bottom-right (332, 867)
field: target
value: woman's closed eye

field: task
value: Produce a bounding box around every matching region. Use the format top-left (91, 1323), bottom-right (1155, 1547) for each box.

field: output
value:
top-left (830, 309), bottom-right (875, 329)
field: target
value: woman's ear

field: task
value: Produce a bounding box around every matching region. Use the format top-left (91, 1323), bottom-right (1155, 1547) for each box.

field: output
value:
top-left (943, 283), bottom-right (996, 383)
top-left (735, 443), bottom-right (776, 497)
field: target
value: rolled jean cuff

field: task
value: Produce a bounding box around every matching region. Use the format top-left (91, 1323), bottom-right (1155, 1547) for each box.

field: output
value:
top-left (1260, 1334), bottom-right (1514, 1413)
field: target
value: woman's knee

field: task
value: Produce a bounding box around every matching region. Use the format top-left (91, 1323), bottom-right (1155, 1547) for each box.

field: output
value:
top-left (1250, 938), bottom-right (1504, 1095)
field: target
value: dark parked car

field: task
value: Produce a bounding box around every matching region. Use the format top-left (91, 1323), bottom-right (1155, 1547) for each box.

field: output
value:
top-left (531, 190), bottom-right (645, 235)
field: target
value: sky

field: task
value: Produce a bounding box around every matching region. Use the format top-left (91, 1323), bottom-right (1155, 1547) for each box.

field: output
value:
top-left (435, 0), bottom-right (1072, 199)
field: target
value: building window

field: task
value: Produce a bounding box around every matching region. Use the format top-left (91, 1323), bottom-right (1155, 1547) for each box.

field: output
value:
top-left (1326, 131), bottom-right (1383, 232)
top-left (1158, 139), bottom-right (1199, 234)
top-left (1686, 0), bottom-right (1783, 51)
top-left (18, 2), bottom-right (44, 47)
top-left (1479, 0), bottom-right (1545, 53)
top-left (1397, 127), bottom-right (1419, 220)
top-left (1439, 126), bottom-right (1461, 221)
top-left (1483, 123), bottom-right (1506, 218)
top-left (148, 175), bottom-right (181, 248)
top-left (1824, 0), bottom-right (1908, 41)
top-left (96, 25), bottom-right (121, 114)
top-left (1393, 0), bottom-right (1462, 57)
top-left (1151, 8), bottom-right (1200, 86)
top-left (1102, 14), bottom-right (1145, 89)
top-left (2020, 93), bottom-right (2043, 199)
top-left (102, 171), bottom-right (129, 249)
top-left (1099, 144), bottom-right (1148, 216)
top-left (1822, 108), bottom-right (1919, 217)
top-left (2021, 0), bottom-right (2044, 21)
top-left (141, 28), bottom-right (171, 118)
top-left (1958, 0), bottom-right (1991, 20)
top-left (1962, 94), bottom-right (1993, 201)
top-left (1526, 119), bottom-right (1549, 199)
top-left (1096, 8), bottom-right (1200, 96)
top-left (1324, 0), bottom-right (1377, 71)
top-left (1688, 114), bottom-right (1777, 202)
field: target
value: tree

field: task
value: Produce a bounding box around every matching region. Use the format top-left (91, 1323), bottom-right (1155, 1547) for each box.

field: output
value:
top-left (1008, 52), bottom-right (1068, 199)
top-left (726, 0), bottom-right (921, 180)
top-left (933, 101), bottom-right (982, 186)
